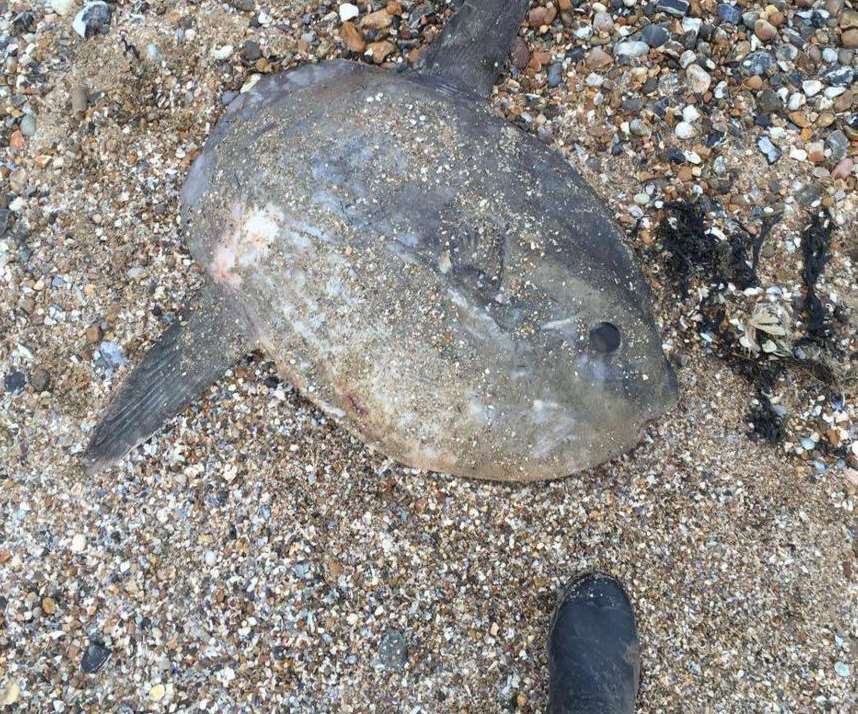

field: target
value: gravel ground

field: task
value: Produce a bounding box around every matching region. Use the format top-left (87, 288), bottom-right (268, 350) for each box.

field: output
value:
top-left (1, 1), bottom-right (857, 712)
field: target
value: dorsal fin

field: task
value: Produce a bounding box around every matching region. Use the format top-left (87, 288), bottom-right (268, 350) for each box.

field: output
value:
top-left (416, 0), bottom-right (532, 98)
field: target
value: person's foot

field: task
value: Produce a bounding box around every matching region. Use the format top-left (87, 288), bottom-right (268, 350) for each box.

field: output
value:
top-left (547, 572), bottom-right (640, 714)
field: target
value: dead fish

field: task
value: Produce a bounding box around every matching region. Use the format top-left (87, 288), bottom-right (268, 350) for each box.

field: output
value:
top-left (84, 1), bottom-right (677, 481)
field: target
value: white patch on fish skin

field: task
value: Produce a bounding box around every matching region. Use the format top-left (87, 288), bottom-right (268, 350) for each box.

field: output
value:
top-left (529, 399), bottom-right (578, 458)
top-left (541, 317), bottom-right (577, 331)
top-left (209, 203), bottom-right (283, 288)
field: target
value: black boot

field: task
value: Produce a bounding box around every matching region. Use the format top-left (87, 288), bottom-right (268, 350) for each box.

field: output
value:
top-left (547, 573), bottom-right (640, 714)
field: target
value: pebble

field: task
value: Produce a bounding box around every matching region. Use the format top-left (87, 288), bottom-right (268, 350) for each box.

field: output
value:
top-left (30, 368), bottom-right (50, 392)
top-left (756, 89), bottom-right (783, 114)
top-left (679, 50), bottom-right (696, 69)
top-left (341, 22), bottom-right (365, 53)
top-left (843, 29), bottom-right (858, 49)
top-left (615, 41), bottom-right (650, 58)
top-left (741, 51), bottom-right (774, 76)
top-left (717, 3), bottom-right (742, 24)
top-left (511, 38), bottom-right (530, 70)
top-left (593, 12), bottom-right (614, 33)
top-left (641, 24), bottom-right (670, 48)
top-left (228, 0), bottom-right (254, 10)
top-left (754, 19), bottom-right (778, 42)
top-left (821, 66), bottom-right (854, 87)
top-left (378, 629), bottom-right (408, 670)
top-left (362, 9), bottom-right (392, 31)
top-left (657, 0), bottom-right (689, 17)
top-left (825, 130), bottom-right (849, 161)
top-left (80, 641), bottom-right (111, 674)
top-left (675, 121), bottom-right (696, 139)
top-left (50, 0), bottom-right (75, 16)
top-left (366, 40), bottom-right (395, 63)
top-left (629, 118), bottom-right (651, 137)
top-left (97, 342), bottom-right (126, 371)
top-left (149, 684), bottom-right (166, 702)
top-left (240, 40), bottom-right (262, 63)
top-left (586, 47), bottom-right (613, 68)
top-left (802, 80), bottom-right (823, 97)
top-left (547, 63), bottom-right (564, 88)
top-left (4, 371), bottom-right (26, 394)
top-left (686, 64), bottom-right (712, 93)
top-left (757, 136), bottom-right (782, 164)
top-left (841, 9), bottom-right (858, 29)
top-left (831, 157), bottom-right (854, 178)
top-left (0, 682), bottom-right (20, 706)
top-left (71, 84), bottom-right (89, 114)
top-left (682, 105), bottom-right (700, 123)
top-left (834, 662), bottom-right (850, 677)
top-left (211, 45), bottom-right (234, 61)
top-left (339, 3), bottom-right (359, 22)
top-left (73, 2), bottom-right (112, 39)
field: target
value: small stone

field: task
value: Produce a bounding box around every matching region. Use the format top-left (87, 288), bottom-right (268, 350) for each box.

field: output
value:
top-left (586, 47), bottom-right (613, 68)
top-left (361, 9), bottom-right (392, 30)
top-left (641, 24), bottom-right (670, 48)
top-left (4, 371), bottom-right (26, 395)
top-left (97, 341), bottom-right (127, 371)
top-left (339, 3), bottom-right (359, 22)
top-left (826, 130), bottom-right (849, 162)
top-left (682, 105), bottom-right (700, 123)
top-left (85, 324), bottom-right (103, 343)
top-left (686, 64), bottom-right (711, 93)
top-left (615, 41), bottom-right (650, 58)
top-left (211, 45), bottom-right (234, 61)
top-left (340, 22), bottom-right (365, 53)
top-left (510, 37), bottom-right (530, 70)
top-left (0, 682), bottom-right (20, 706)
top-left (31, 368), bottom-right (50, 392)
top-left (807, 141), bottom-right (826, 164)
top-left (741, 51), bottom-right (774, 76)
top-left (757, 136), bottom-right (782, 164)
top-left (717, 3), bottom-right (742, 24)
top-left (821, 66), bottom-right (854, 87)
top-left (675, 121), bottom-right (696, 139)
top-left (73, 2), bottom-right (112, 39)
top-left (81, 641), bottom-right (111, 674)
top-left (802, 80), bottom-right (823, 97)
top-left (593, 12), bottom-right (614, 33)
top-left (756, 89), bottom-right (783, 113)
top-left (10, 130), bottom-right (26, 150)
top-left (366, 41), bottom-right (395, 64)
top-left (149, 684), bottom-right (166, 702)
top-left (834, 662), bottom-right (850, 677)
top-left (840, 9), bottom-right (858, 29)
top-left (629, 119), bottom-right (651, 137)
top-left (379, 629), bottom-right (408, 670)
top-left (71, 84), bottom-right (89, 114)
top-left (657, 0), bottom-right (689, 17)
top-left (70, 533), bottom-right (87, 552)
top-left (547, 63), bottom-right (564, 88)
top-left (20, 114), bottom-right (36, 137)
top-left (843, 29), bottom-right (858, 48)
top-left (50, 0), bottom-right (76, 16)
top-left (41, 597), bottom-right (57, 615)
top-left (831, 157), bottom-right (854, 178)
top-left (228, 0), bottom-right (255, 10)
top-left (754, 19), bottom-right (777, 42)
top-left (679, 50), bottom-right (696, 69)
top-left (240, 40), bottom-right (262, 63)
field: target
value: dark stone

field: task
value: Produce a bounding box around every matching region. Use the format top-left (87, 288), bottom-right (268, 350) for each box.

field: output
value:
top-left (12, 11), bottom-right (36, 34)
top-left (379, 629), bottom-right (408, 670)
top-left (3, 371), bottom-right (26, 394)
top-left (667, 147), bottom-right (686, 163)
top-left (706, 129), bottom-right (726, 147)
top-left (641, 23), bottom-right (670, 48)
top-left (717, 4), bottom-right (742, 24)
top-left (228, 0), bottom-right (255, 11)
top-left (741, 51), bottom-right (775, 76)
top-left (565, 47), bottom-right (586, 62)
top-left (622, 96), bottom-right (643, 113)
top-left (821, 66), bottom-right (854, 87)
top-left (657, 0), bottom-right (689, 17)
top-left (240, 40), bottom-right (262, 63)
top-left (756, 89), bottom-right (783, 113)
top-left (547, 63), bottom-right (564, 88)
top-left (81, 640), bottom-right (111, 674)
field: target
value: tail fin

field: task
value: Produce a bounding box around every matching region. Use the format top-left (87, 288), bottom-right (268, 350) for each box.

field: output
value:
top-left (416, 0), bottom-right (531, 98)
top-left (83, 288), bottom-right (249, 472)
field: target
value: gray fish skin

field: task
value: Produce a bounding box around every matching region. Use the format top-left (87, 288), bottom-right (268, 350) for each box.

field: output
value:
top-left (180, 60), bottom-right (677, 482)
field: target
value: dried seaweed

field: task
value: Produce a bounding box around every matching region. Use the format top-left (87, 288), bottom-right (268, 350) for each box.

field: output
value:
top-left (656, 203), bottom-right (838, 445)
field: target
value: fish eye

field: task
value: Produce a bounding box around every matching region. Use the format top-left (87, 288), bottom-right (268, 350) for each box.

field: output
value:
top-left (589, 322), bottom-right (621, 354)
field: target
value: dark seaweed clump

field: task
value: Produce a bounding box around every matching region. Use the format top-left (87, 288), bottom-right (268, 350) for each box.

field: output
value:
top-left (656, 203), bottom-right (840, 445)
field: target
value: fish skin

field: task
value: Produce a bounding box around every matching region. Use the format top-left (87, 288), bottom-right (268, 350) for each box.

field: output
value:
top-left (179, 60), bottom-right (677, 481)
